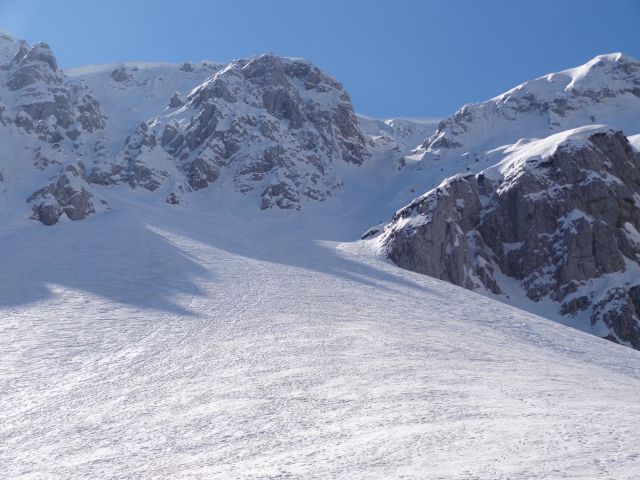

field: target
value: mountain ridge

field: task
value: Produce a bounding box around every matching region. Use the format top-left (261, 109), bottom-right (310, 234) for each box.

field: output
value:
top-left (3, 31), bottom-right (640, 479)
top-left (366, 53), bottom-right (640, 348)
top-left (2, 31), bottom-right (640, 349)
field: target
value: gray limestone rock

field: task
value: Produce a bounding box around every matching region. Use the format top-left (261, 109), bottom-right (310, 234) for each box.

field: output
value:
top-left (111, 65), bottom-right (133, 82)
top-left (169, 91), bottom-right (184, 108)
top-left (28, 162), bottom-right (102, 225)
top-left (90, 123), bottom-right (168, 191)
top-left (378, 130), bottom-right (640, 348)
top-left (1, 39), bottom-right (105, 141)
top-left (111, 53), bottom-right (369, 210)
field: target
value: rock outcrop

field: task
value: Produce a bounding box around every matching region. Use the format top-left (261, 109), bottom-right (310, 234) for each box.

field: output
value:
top-left (372, 127), bottom-right (640, 347)
top-left (28, 162), bottom-right (105, 225)
top-left (0, 40), bottom-right (105, 139)
top-left (91, 53), bottom-right (369, 210)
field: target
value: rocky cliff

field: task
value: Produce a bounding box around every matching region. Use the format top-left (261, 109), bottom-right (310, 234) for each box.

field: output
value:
top-left (0, 33), bottom-right (106, 224)
top-left (370, 127), bottom-right (640, 347)
top-left (86, 54), bottom-right (369, 209)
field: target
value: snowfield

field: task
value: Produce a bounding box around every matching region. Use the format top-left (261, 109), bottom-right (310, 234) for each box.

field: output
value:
top-left (2, 195), bottom-right (640, 479)
top-left (1, 33), bottom-right (640, 478)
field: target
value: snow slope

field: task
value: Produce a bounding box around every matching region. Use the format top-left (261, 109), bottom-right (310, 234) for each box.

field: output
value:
top-left (65, 61), bottom-right (221, 154)
top-left (2, 33), bottom-right (640, 478)
top-left (1, 196), bottom-right (640, 479)
top-left (358, 114), bottom-right (440, 154)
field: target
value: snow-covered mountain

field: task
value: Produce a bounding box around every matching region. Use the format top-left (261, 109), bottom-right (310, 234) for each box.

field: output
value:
top-left (87, 54), bottom-right (370, 209)
top-left (367, 54), bottom-right (640, 348)
top-left (0, 35), bottom-right (370, 223)
top-left (3, 31), bottom-right (640, 478)
top-left (2, 30), bottom-right (640, 347)
top-left (419, 53), bottom-right (640, 161)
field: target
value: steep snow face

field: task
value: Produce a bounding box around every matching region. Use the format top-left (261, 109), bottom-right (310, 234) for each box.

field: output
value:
top-left (89, 54), bottom-right (370, 209)
top-left (419, 54), bottom-right (640, 162)
top-left (371, 127), bottom-right (640, 348)
top-left (65, 61), bottom-right (222, 154)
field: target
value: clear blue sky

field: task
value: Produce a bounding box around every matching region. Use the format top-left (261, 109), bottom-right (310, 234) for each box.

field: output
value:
top-left (1, 0), bottom-right (639, 118)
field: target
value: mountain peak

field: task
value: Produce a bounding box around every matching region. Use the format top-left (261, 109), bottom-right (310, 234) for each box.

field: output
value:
top-left (0, 31), bottom-right (24, 64)
top-left (13, 41), bottom-right (58, 71)
top-left (420, 52), bottom-right (640, 160)
top-left (589, 52), bottom-right (638, 65)
top-left (558, 52), bottom-right (640, 91)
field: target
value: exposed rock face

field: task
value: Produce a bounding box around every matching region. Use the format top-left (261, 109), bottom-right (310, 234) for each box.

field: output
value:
top-left (169, 91), bottom-right (183, 108)
top-left (0, 35), bottom-right (108, 224)
top-left (0, 35), bottom-right (370, 222)
top-left (28, 162), bottom-right (104, 225)
top-left (92, 53), bottom-right (369, 210)
top-left (373, 128), bottom-right (640, 348)
top-left (89, 122), bottom-right (168, 191)
top-left (0, 41), bottom-right (105, 138)
top-left (110, 65), bottom-right (135, 83)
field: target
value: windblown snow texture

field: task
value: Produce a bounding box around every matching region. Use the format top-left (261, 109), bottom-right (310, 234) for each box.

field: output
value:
top-left (2, 32), bottom-right (640, 479)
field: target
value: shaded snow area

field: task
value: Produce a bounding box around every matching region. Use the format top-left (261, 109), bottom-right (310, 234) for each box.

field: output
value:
top-left (1, 199), bottom-right (640, 479)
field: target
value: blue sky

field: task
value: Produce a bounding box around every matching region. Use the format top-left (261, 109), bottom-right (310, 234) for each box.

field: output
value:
top-left (1, 0), bottom-right (639, 118)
